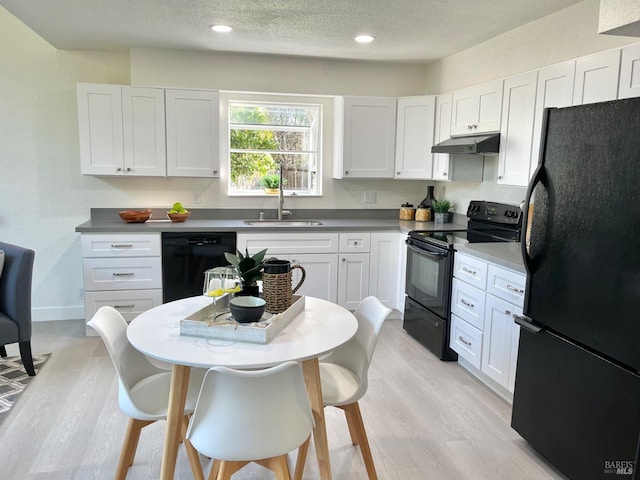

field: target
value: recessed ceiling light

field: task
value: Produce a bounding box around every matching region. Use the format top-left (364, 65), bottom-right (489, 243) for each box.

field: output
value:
top-left (210, 24), bottom-right (233, 33)
top-left (354, 34), bottom-right (375, 44)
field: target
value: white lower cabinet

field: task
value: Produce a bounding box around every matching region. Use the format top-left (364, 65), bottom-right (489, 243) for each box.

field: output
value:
top-left (238, 231), bottom-right (401, 310)
top-left (450, 251), bottom-right (526, 400)
top-left (81, 233), bottom-right (162, 336)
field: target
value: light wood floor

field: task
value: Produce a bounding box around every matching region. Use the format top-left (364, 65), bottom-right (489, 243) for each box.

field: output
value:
top-left (0, 318), bottom-right (568, 480)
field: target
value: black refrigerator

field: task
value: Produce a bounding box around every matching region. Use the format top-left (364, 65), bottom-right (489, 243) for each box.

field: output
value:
top-left (512, 98), bottom-right (640, 480)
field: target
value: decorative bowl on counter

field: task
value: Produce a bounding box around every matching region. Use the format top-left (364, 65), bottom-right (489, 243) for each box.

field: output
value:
top-left (119, 210), bottom-right (152, 223)
top-left (167, 211), bottom-right (191, 223)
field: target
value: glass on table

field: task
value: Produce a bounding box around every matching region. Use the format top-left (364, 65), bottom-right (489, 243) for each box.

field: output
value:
top-left (203, 267), bottom-right (242, 322)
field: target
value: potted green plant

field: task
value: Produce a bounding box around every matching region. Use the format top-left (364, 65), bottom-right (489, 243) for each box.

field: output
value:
top-left (224, 248), bottom-right (268, 296)
top-left (260, 174), bottom-right (283, 194)
top-left (433, 200), bottom-right (452, 224)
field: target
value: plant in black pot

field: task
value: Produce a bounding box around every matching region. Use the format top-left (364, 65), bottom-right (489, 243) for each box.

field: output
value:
top-left (433, 200), bottom-right (453, 224)
top-left (224, 248), bottom-right (268, 296)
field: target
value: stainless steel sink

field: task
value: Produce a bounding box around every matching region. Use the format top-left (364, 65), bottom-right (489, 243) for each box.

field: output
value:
top-left (243, 220), bottom-right (323, 226)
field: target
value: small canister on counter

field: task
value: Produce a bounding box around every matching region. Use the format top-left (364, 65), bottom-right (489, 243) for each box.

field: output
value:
top-left (399, 202), bottom-right (416, 220)
top-left (415, 207), bottom-right (432, 222)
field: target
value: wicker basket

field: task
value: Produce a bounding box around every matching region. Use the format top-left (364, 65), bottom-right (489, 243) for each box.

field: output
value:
top-left (262, 264), bottom-right (306, 314)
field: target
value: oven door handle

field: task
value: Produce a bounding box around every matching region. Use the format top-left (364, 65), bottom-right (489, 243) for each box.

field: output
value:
top-left (406, 243), bottom-right (448, 258)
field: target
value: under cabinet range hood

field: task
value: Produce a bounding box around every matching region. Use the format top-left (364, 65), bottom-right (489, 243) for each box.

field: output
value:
top-left (431, 133), bottom-right (500, 155)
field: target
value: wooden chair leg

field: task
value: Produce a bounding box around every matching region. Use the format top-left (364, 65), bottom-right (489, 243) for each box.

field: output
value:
top-left (208, 459), bottom-right (221, 480)
top-left (343, 402), bottom-right (378, 480)
top-left (116, 418), bottom-right (153, 480)
top-left (214, 460), bottom-right (248, 480)
top-left (181, 414), bottom-right (204, 480)
top-left (19, 341), bottom-right (36, 376)
top-left (0, 345), bottom-right (7, 357)
top-left (340, 405), bottom-right (360, 445)
top-left (256, 456), bottom-right (291, 480)
top-left (293, 435), bottom-right (311, 480)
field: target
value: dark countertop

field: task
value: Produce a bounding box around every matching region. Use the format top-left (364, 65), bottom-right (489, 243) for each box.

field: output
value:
top-left (454, 242), bottom-right (526, 274)
top-left (75, 208), bottom-right (469, 234)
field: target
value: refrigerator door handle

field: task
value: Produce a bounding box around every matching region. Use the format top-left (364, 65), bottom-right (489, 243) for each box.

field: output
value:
top-left (513, 314), bottom-right (543, 333)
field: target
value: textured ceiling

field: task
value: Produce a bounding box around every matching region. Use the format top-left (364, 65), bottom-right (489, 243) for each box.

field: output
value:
top-left (1, 0), bottom-right (581, 63)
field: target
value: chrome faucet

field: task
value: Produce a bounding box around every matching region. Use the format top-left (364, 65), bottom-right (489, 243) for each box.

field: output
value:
top-left (277, 165), bottom-right (291, 220)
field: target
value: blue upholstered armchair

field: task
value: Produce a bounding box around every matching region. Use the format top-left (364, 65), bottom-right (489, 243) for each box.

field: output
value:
top-left (0, 242), bottom-right (36, 376)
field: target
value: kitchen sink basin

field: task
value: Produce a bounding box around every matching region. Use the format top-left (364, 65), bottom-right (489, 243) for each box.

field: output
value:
top-left (243, 220), bottom-right (323, 226)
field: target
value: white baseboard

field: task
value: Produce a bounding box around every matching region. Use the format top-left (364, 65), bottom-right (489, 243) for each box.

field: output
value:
top-left (32, 305), bottom-right (85, 322)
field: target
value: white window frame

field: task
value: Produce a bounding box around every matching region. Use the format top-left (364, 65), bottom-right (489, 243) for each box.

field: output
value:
top-left (221, 92), bottom-right (326, 197)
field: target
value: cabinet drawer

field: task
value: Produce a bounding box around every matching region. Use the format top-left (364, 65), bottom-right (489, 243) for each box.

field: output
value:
top-left (81, 233), bottom-right (161, 257)
top-left (237, 233), bottom-right (339, 255)
top-left (83, 257), bottom-right (161, 291)
top-left (451, 278), bottom-right (486, 330)
top-left (339, 232), bottom-right (371, 253)
top-left (454, 253), bottom-right (488, 290)
top-left (487, 264), bottom-right (526, 307)
top-left (84, 289), bottom-right (163, 322)
top-left (450, 314), bottom-right (483, 369)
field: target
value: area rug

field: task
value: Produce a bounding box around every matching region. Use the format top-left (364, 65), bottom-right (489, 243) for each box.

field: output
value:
top-left (0, 353), bottom-right (51, 425)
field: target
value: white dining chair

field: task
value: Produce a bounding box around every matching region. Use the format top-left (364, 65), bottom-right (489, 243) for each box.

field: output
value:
top-left (88, 306), bottom-right (206, 480)
top-left (297, 296), bottom-right (391, 480)
top-left (186, 361), bottom-right (315, 480)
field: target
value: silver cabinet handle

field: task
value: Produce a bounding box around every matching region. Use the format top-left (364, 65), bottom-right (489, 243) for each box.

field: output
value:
top-left (112, 272), bottom-right (134, 277)
top-left (461, 298), bottom-right (475, 308)
top-left (114, 304), bottom-right (135, 309)
top-left (126, 167), bottom-right (132, 172)
top-left (458, 336), bottom-right (472, 346)
top-left (341, 258), bottom-right (346, 262)
top-left (442, 172), bottom-right (447, 176)
top-left (462, 266), bottom-right (477, 275)
top-left (116, 167), bottom-right (122, 172)
top-left (345, 170), bottom-right (349, 175)
top-left (507, 284), bottom-right (524, 294)
top-left (111, 244), bottom-right (133, 248)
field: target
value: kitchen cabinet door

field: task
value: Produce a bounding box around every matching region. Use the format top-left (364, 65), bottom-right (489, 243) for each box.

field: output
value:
top-left (165, 89), bottom-right (220, 177)
top-left (497, 71), bottom-right (538, 186)
top-left (573, 49), bottom-right (621, 106)
top-left (333, 96), bottom-right (396, 179)
top-left (531, 61), bottom-right (576, 178)
top-left (394, 96), bottom-right (436, 179)
top-left (122, 86), bottom-right (166, 176)
top-left (369, 232), bottom-right (402, 309)
top-left (289, 253), bottom-right (338, 303)
top-left (77, 83), bottom-right (125, 175)
top-left (338, 253), bottom-right (370, 310)
top-left (451, 79), bottom-right (503, 136)
top-left (619, 43), bottom-right (640, 99)
top-left (482, 294), bottom-right (522, 390)
top-left (432, 93), bottom-right (452, 181)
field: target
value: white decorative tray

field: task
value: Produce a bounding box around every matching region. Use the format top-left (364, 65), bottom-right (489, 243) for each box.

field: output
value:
top-left (179, 295), bottom-right (305, 344)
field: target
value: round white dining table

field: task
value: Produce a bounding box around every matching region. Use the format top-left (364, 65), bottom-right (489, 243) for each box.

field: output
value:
top-left (127, 295), bottom-right (358, 480)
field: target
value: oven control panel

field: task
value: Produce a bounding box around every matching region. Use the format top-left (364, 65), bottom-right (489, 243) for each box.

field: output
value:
top-left (467, 200), bottom-right (522, 225)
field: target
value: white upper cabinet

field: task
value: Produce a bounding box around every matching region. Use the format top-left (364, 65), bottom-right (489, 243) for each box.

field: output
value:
top-left (619, 43), bottom-right (640, 99)
top-left (77, 83), bottom-right (166, 176)
top-left (333, 96), bottom-right (396, 179)
top-left (394, 96), bottom-right (436, 180)
top-left (77, 83), bottom-right (125, 175)
top-left (573, 49), bottom-right (621, 106)
top-left (165, 89), bottom-right (220, 178)
top-left (122, 87), bottom-right (167, 176)
top-left (451, 79), bottom-right (503, 136)
top-left (432, 93), bottom-right (453, 181)
top-left (497, 71), bottom-right (538, 187)
top-left (531, 61), bottom-right (576, 177)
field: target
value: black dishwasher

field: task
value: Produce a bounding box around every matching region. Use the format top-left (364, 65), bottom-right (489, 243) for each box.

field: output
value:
top-left (161, 232), bottom-right (237, 303)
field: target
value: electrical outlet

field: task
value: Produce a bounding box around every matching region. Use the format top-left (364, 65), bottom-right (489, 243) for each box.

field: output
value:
top-left (364, 191), bottom-right (377, 203)
top-left (78, 288), bottom-right (84, 300)
top-left (193, 192), bottom-right (202, 204)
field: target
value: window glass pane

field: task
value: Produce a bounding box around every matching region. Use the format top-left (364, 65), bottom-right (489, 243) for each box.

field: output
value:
top-left (228, 101), bottom-right (321, 195)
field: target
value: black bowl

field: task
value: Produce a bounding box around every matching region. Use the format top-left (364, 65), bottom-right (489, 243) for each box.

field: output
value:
top-left (230, 296), bottom-right (266, 323)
